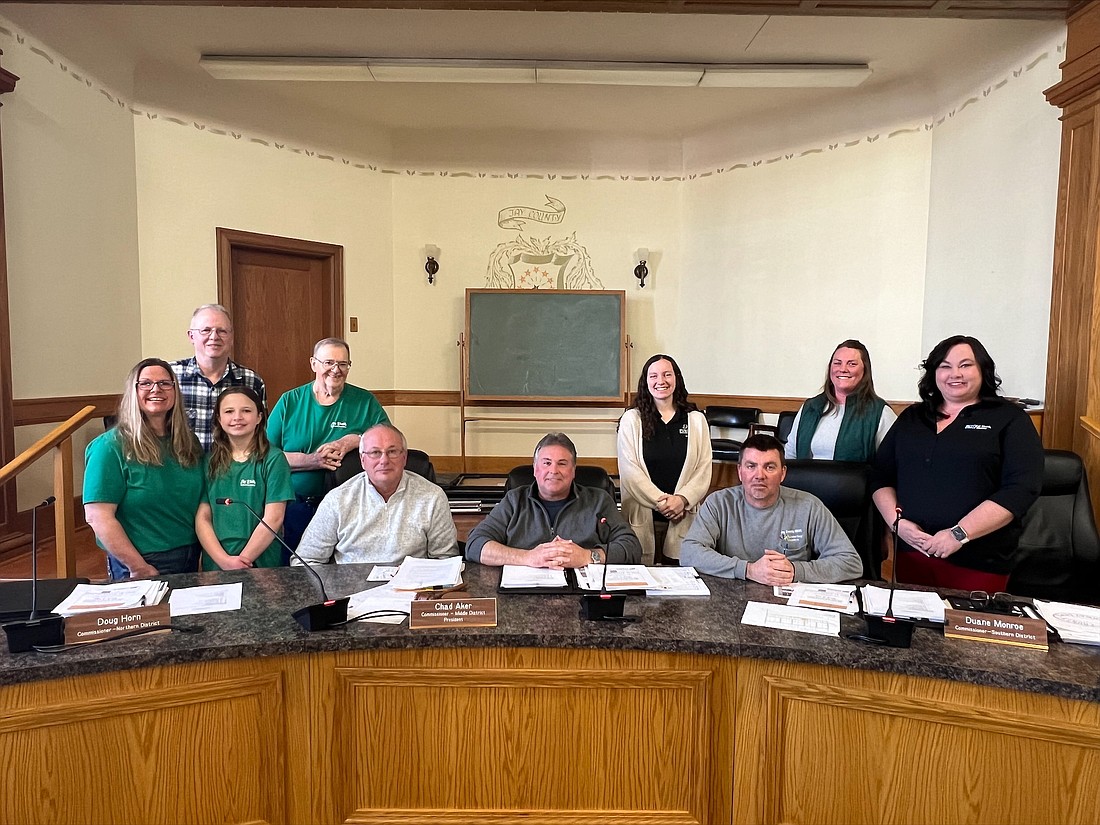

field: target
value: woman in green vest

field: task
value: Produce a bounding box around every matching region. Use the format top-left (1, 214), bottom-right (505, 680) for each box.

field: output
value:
top-left (784, 340), bottom-right (897, 463)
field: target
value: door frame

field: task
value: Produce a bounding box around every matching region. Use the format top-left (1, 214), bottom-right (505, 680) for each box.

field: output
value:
top-left (215, 227), bottom-right (345, 345)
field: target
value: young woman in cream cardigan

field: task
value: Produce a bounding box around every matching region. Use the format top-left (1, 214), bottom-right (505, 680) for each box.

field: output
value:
top-left (617, 354), bottom-right (712, 565)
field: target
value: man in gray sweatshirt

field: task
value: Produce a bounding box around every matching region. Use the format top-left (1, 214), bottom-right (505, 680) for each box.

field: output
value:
top-left (680, 434), bottom-right (862, 584)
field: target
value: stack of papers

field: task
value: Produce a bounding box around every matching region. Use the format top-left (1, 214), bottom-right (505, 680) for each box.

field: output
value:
top-left (346, 581), bottom-right (416, 625)
top-left (53, 580), bottom-right (169, 616)
top-left (860, 585), bottom-right (946, 623)
top-left (500, 566), bottom-right (569, 589)
top-left (169, 582), bottom-right (242, 616)
top-left (742, 601), bottom-right (841, 636)
top-left (645, 567), bottom-right (710, 597)
top-left (389, 556), bottom-right (463, 591)
top-left (1033, 600), bottom-right (1100, 645)
top-left (575, 564), bottom-right (661, 591)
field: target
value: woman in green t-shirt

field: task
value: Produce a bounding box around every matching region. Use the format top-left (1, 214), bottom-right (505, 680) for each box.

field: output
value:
top-left (196, 388), bottom-right (293, 570)
top-left (84, 358), bottom-right (204, 580)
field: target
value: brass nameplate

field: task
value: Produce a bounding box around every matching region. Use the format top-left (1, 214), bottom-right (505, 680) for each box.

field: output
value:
top-left (63, 604), bottom-right (172, 645)
top-left (410, 598), bottom-right (498, 629)
top-left (943, 609), bottom-right (1048, 651)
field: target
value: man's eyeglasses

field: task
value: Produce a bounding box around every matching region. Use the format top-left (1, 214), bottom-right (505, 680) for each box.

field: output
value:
top-left (969, 591), bottom-right (1020, 614)
top-left (314, 359), bottom-right (352, 371)
top-left (136, 379), bottom-right (175, 391)
top-left (361, 448), bottom-right (405, 461)
top-left (189, 327), bottom-right (232, 339)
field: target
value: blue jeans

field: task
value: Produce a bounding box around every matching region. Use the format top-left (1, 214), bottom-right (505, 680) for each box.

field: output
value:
top-left (281, 497), bottom-right (321, 565)
top-left (106, 542), bottom-right (201, 582)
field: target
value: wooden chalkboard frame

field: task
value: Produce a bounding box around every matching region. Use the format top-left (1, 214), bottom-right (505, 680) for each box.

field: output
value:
top-left (463, 289), bottom-right (628, 404)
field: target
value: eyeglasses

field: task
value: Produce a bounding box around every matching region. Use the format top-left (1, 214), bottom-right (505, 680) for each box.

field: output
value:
top-left (189, 327), bottom-right (232, 339)
top-left (969, 591), bottom-right (1018, 614)
top-left (361, 448), bottom-right (405, 461)
top-left (136, 379), bottom-right (175, 391)
top-left (314, 359), bottom-right (352, 371)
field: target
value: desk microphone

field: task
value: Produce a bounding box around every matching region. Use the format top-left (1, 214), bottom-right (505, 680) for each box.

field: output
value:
top-left (582, 517), bottom-right (628, 621)
top-left (216, 498), bottom-right (348, 631)
top-left (854, 506), bottom-right (915, 648)
top-left (3, 496), bottom-right (66, 653)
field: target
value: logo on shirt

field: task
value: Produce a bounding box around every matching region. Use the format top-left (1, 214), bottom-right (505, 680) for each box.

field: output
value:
top-left (679, 424), bottom-right (689, 436)
top-left (964, 424), bottom-right (992, 430)
top-left (239, 478), bottom-right (256, 487)
top-left (779, 528), bottom-right (804, 549)
top-left (330, 421), bottom-right (348, 429)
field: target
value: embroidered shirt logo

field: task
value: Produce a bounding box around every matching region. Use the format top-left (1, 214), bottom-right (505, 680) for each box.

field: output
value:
top-left (239, 478), bottom-right (257, 487)
top-left (679, 424), bottom-right (690, 436)
top-left (964, 424), bottom-right (992, 430)
top-left (330, 421), bottom-right (347, 429)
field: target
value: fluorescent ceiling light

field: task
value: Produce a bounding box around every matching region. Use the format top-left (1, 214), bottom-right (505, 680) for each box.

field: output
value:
top-left (200, 56), bottom-right (871, 89)
top-left (700, 64), bottom-right (872, 88)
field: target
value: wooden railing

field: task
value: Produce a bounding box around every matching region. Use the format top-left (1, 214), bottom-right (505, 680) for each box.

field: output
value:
top-left (0, 405), bottom-right (96, 578)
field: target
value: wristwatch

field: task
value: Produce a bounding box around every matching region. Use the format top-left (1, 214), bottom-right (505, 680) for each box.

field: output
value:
top-left (949, 524), bottom-right (970, 545)
top-left (590, 549), bottom-right (602, 565)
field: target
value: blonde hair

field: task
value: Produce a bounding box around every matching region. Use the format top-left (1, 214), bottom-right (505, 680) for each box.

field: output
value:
top-left (116, 358), bottom-right (201, 468)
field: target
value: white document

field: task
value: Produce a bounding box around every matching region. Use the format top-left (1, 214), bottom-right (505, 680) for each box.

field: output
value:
top-left (346, 582), bottom-right (415, 625)
top-left (645, 567), bottom-right (711, 597)
top-left (1033, 600), bottom-right (1100, 645)
top-left (169, 582), bottom-right (243, 616)
top-left (53, 581), bottom-right (168, 616)
top-left (389, 556), bottom-right (463, 591)
top-left (575, 564), bottom-right (661, 591)
top-left (499, 565), bottom-right (568, 589)
top-left (742, 601), bottom-right (841, 637)
top-left (861, 585), bottom-right (946, 623)
top-left (787, 583), bottom-right (858, 614)
top-left (368, 565), bottom-right (399, 582)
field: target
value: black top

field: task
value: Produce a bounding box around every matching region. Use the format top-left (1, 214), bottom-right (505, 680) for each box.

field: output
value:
top-left (642, 408), bottom-right (690, 522)
top-left (871, 398), bottom-right (1044, 573)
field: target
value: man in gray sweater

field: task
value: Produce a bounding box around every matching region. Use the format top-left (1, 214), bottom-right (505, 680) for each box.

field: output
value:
top-left (294, 424), bottom-right (457, 565)
top-left (681, 434), bottom-right (862, 584)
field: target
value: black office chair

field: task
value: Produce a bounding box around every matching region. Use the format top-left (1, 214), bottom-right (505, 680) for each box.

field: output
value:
top-left (1009, 449), bottom-right (1100, 605)
top-left (747, 410), bottom-right (798, 446)
top-left (503, 464), bottom-right (617, 500)
top-left (327, 447), bottom-right (438, 490)
top-left (781, 459), bottom-right (881, 580)
top-left (705, 406), bottom-right (761, 462)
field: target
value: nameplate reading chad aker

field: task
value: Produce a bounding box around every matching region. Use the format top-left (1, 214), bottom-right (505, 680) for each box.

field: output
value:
top-left (64, 604), bottom-right (172, 645)
top-left (411, 598), bottom-right (498, 629)
top-left (943, 609), bottom-right (1048, 651)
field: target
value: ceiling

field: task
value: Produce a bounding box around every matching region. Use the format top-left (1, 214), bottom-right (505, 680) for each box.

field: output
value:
top-left (0, 2), bottom-right (1068, 173)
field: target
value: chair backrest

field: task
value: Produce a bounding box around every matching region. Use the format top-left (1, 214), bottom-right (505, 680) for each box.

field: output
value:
top-left (504, 464), bottom-right (616, 500)
top-left (776, 410), bottom-right (798, 444)
top-left (705, 406), bottom-right (761, 430)
top-left (1009, 449), bottom-right (1100, 604)
top-left (328, 446), bottom-right (438, 490)
top-left (781, 459), bottom-right (880, 579)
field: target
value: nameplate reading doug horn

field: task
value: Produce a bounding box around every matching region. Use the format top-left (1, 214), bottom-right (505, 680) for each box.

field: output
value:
top-left (410, 598), bottom-right (498, 629)
top-left (943, 609), bottom-right (1048, 651)
top-left (64, 604), bottom-right (172, 645)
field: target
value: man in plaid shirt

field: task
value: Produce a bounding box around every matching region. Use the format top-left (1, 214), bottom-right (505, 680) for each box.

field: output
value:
top-left (170, 304), bottom-right (266, 451)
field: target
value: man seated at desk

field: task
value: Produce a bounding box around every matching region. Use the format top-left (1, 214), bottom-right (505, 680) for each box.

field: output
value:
top-left (293, 424), bottom-right (457, 564)
top-left (680, 434), bottom-right (863, 584)
top-left (465, 432), bottom-right (641, 568)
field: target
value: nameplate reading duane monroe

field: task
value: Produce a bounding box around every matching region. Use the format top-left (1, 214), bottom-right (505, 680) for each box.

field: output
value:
top-left (64, 604), bottom-right (172, 646)
top-left (943, 609), bottom-right (1048, 651)
top-left (411, 598), bottom-right (498, 629)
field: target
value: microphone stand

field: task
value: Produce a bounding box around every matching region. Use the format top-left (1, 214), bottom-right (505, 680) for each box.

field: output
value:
top-left (217, 498), bottom-right (348, 631)
top-left (856, 507), bottom-right (915, 648)
top-left (582, 517), bottom-right (628, 621)
top-left (3, 497), bottom-right (66, 652)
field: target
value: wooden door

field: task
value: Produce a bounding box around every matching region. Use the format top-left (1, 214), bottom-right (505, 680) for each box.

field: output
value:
top-left (216, 228), bottom-right (344, 408)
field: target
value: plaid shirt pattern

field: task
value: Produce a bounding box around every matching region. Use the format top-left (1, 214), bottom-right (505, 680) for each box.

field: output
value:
top-left (170, 357), bottom-right (267, 451)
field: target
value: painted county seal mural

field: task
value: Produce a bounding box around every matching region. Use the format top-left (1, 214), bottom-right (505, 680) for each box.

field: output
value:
top-left (485, 196), bottom-right (603, 289)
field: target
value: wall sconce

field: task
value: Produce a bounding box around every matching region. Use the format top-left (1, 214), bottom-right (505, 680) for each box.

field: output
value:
top-left (634, 248), bottom-right (650, 288)
top-left (424, 244), bottom-right (440, 285)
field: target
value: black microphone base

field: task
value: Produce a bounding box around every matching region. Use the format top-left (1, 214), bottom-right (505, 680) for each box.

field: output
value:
top-left (293, 597), bottom-right (350, 632)
top-left (864, 615), bottom-right (916, 648)
top-left (3, 614), bottom-right (64, 653)
top-left (582, 593), bottom-right (626, 621)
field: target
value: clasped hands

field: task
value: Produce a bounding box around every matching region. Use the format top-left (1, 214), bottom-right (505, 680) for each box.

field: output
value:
top-left (897, 518), bottom-right (962, 560)
top-left (312, 442), bottom-right (345, 472)
top-left (527, 537), bottom-right (594, 569)
top-left (655, 493), bottom-right (688, 522)
top-left (746, 549), bottom-right (795, 586)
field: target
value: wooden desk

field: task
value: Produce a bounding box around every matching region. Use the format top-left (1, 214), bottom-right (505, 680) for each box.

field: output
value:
top-left (2, 564), bottom-right (1098, 825)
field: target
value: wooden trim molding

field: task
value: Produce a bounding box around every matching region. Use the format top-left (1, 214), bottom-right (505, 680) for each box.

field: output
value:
top-left (0, 52), bottom-right (19, 539)
top-left (12, 394), bottom-right (119, 427)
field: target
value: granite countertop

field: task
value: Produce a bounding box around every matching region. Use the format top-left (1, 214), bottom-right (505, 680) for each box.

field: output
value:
top-left (2, 563), bottom-right (1099, 702)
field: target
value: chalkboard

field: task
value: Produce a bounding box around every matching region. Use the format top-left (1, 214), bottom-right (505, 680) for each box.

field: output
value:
top-left (465, 289), bottom-right (626, 403)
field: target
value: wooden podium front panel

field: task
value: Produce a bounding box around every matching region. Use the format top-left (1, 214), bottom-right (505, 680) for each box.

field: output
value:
top-left (734, 658), bottom-right (1100, 825)
top-left (310, 646), bottom-right (736, 825)
top-left (0, 656), bottom-right (311, 825)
